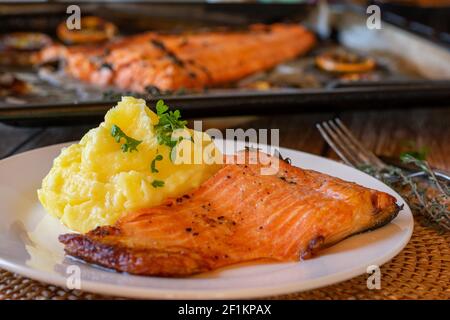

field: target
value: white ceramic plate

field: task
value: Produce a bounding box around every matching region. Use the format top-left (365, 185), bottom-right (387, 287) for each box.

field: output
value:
top-left (0, 140), bottom-right (413, 299)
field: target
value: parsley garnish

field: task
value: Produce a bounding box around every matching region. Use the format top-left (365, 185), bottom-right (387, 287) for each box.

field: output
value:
top-left (400, 149), bottom-right (428, 162)
top-left (111, 124), bottom-right (142, 153)
top-left (399, 141), bottom-right (429, 161)
top-left (151, 154), bottom-right (163, 173)
top-left (154, 100), bottom-right (187, 150)
top-left (151, 180), bottom-right (165, 188)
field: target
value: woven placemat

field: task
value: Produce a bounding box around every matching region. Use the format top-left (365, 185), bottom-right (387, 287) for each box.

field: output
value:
top-left (1, 217), bottom-right (449, 300)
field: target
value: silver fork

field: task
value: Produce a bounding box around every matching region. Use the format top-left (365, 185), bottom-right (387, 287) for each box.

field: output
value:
top-left (316, 118), bottom-right (450, 181)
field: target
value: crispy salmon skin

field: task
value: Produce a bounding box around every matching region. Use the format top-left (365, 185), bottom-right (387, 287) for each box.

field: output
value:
top-left (39, 23), bottom-right (315, 92)
top-left (60, 151), bottom-right (400, 277)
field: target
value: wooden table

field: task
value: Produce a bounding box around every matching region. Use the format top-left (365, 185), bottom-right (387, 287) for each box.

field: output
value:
top-left (1, 106), bottom-right (449, 299)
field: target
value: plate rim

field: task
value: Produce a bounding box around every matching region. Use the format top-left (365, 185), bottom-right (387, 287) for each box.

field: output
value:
top-left (0, 141), bottom-right (414, 299)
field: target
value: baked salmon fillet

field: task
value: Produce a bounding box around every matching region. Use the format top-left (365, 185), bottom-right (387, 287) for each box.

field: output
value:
top-left (39, 24), bottom-right (315, 92)
top-left (60, 151), bottom-right (400, 277)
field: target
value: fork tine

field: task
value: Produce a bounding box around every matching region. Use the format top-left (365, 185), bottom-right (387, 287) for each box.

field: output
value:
top-left (316, 122), bottom-right (359, 167)
top-left (317, 119), bottom-right (387, 169)
top-left (334, 118), bottom-right (385, 169)
top-left (327, 120), bottom-right (372, 166)
top-left (322, 121), bottom-right (367, 166)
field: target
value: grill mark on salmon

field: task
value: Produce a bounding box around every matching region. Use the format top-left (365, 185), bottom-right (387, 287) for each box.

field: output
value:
top-left (38, 23), bottom-right (316, 93)
top-left (60, 151), bottom-right (400, 277)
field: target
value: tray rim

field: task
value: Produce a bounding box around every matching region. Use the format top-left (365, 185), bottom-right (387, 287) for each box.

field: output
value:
top-left (2, 81), bottom-right (450, 122)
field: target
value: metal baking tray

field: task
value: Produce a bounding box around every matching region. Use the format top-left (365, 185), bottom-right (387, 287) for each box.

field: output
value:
top-left (1, 3), bottom-right (450, 124)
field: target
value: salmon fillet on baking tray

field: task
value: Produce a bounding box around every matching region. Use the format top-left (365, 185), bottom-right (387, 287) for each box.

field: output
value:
top-left (39, 24), bottom-right (316, 93)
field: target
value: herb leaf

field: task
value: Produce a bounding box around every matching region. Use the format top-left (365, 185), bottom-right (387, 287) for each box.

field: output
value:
top-left (111, 124), bottom-right (142, 153)
top-left (151, 154), bottom-right (163, 173)
top-left (399, 140), bottom-right (429, 161)
top-left (400, 150), bottom-right (428, 161)
top-left (359, 154), bottom-right (450, 232)
top-left (154, 99), bottom-right (188, 159)
top-left (400, 153), bottom-right (448, 196)
top-left (151, 180), bottom-right (165, 188)
top-left (156, 99), bottom-right (169, 116)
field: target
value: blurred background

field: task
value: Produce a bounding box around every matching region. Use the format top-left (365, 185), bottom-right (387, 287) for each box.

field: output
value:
top-left (0, 0), bottom-right (449, 124)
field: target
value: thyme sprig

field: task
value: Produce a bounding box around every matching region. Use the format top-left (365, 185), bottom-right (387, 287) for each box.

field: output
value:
top-left (400, 153), bottom-right (449, 196)
top-left (359, 155), bottom-right (450, 232)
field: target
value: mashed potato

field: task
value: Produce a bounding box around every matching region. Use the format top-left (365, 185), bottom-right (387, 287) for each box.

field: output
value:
top-left (38, 97), bottom-right (222, 233)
